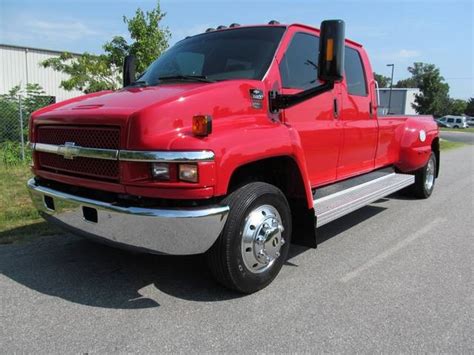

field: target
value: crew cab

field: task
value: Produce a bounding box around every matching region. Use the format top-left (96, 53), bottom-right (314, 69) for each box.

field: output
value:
top-left (28, 20), bottom-right (439, 293)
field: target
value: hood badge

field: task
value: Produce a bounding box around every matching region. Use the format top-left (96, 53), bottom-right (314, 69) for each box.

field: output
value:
top-left (58, 142), bottom-right (78, 160)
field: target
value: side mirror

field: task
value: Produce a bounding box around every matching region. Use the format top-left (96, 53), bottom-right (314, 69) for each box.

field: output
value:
top-left (123, 55), bottom-right (136, 87)
top-left (318, 20), bottom-right (345, 83)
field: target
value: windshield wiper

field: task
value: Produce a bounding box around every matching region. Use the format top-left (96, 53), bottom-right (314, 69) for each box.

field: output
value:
top-left (158, 75), bottom-right (215, 83)
top-left (127, 80), bottom-right (150, 87)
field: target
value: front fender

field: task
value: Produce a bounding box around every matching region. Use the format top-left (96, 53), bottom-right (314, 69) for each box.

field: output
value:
top-left (211, 122), bottom-right (314, 208)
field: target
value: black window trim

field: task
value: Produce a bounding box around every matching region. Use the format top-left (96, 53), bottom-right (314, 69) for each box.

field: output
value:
top-left (344, 45), bottom-right (369, 97)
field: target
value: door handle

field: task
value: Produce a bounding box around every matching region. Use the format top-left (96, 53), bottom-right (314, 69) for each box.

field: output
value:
top-left (333, 98), bottom-right (339, 118)
top-left (369, 101), bottom-right (373, 118)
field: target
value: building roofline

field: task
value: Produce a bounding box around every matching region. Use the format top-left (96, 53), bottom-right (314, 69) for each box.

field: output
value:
top-left (0, 43), bottom-right (82, 56)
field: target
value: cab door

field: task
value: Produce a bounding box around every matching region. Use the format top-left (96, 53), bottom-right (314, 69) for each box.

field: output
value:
top-left (279, 31), bottom-right (343, 186)
top-left (337, 46), bottom-right (378, 179)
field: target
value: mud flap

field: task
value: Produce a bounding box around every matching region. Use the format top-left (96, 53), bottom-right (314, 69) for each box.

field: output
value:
top-left (290, 204), bottom-right (317, 248)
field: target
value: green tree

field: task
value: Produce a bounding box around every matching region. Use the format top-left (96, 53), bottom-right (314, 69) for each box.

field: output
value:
top-left (42, 1), bottom-right (170, 93)
top-left (374, 73), bottom-right (391, 88)
top-left (398, 63), bottom-right (451, 117)
top-left (465, 98), bottom-right (474, 117)
top-left (448, 99), bottom-right (467, 116)
top-left (0, 83), bottom-right (52, 164)
top-left (121, 3), bottom-right (170, 73)
top-left (395, 77), bottom-right (417, 88)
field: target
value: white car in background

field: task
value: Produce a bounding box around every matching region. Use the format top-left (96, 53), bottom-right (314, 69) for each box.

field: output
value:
top-left (438, 115), bottom-right (469, 129)
top-left (466, 116), bottom-right (474, 126)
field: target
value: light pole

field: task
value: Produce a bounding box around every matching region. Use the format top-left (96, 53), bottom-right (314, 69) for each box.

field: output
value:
top-left (386, 64), bottom-right (395, 115)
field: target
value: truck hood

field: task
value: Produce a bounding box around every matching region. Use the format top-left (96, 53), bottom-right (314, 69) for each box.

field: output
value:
top-left (35, 83), bottom-right (207, 119)
top-left (31, 80), bottom-right (267, 149)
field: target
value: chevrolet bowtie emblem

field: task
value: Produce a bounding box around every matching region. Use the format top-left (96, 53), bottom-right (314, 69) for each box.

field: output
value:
top-left (58, 142), bottom-right (79, 160)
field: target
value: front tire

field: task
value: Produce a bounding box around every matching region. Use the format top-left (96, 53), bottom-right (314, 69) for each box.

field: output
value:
top-left (206, 182), bottom-right (292, 293)
top-left (412, 153), bottom-right (436, 199)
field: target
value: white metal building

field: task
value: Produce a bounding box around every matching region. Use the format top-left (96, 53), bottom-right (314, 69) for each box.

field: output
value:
top-left (0, 44), bottom-right (84, 102)
top-left (377, 88), bottom-right (420, 115)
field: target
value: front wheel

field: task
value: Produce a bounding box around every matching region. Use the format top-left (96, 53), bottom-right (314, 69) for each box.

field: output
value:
top-left (411, 153), bottom-right (437, 199)
top-left (206, 182), bottom-right (292, 293)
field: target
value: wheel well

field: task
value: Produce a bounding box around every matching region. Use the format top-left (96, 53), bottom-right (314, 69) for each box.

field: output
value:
top-left (228, 156), bottom-right (317, 248)
top-left (431, 137), bottom-right (440, 178)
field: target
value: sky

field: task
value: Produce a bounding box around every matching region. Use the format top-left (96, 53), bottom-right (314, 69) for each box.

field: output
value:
top-left (1, 0), bottom-right (473, 99)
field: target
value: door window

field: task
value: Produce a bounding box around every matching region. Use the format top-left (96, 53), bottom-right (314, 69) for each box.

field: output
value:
top-left (279, 32), bottom-right (321, 90)
top-left (344, 47), bottom-right (367, 96)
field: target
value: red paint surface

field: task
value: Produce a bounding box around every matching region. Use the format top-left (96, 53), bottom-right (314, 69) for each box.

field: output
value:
top-left (30, 24), bottom-right (439, 207)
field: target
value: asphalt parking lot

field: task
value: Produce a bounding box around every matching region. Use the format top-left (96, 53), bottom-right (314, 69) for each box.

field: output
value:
top-left (1, 145), bottom-right (473, 353)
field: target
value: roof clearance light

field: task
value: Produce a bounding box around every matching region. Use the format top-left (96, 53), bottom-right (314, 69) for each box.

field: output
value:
top-left (192, 115), bottom-right (212, 137)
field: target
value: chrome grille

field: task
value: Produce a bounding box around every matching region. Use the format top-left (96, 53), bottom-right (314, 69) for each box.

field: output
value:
top-left (36, 125), bottom-right (120, 181)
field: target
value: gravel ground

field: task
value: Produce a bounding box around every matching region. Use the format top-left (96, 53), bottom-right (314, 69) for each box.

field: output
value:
top-left (1, 145), bottom-right (473, 353)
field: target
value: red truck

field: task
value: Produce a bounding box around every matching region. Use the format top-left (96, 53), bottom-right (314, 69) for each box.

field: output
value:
top-left (28, 20), bottom-right (439, 293)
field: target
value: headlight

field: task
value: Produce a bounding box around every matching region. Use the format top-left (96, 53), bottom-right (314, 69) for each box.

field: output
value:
top-left (151, 163), bottom-right (170, 180)
top-left (179, 164), bottom-right (198, 182)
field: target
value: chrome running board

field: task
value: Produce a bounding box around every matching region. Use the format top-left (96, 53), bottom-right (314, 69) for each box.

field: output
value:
top-left (314, 173), bottom-right (414, 227)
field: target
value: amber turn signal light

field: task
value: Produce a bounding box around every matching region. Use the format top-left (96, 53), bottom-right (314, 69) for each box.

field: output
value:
top-left (326, 38), bottom-right (334, 61)
top-left (192, 115), bottom-right (212, 136)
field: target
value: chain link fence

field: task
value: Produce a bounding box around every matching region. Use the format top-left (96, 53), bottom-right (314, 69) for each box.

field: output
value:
top-left (0, 94), bottom-right (54, 165)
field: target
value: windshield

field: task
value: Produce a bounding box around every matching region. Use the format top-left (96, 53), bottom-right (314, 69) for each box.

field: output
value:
top-left (137, 26), bottom-right (286, 85)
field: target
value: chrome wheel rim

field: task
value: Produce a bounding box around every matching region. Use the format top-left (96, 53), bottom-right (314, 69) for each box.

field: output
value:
top-left (241, 204), bottom-right (285, 274)
top-left (425, 158), bottom-right (435, 191)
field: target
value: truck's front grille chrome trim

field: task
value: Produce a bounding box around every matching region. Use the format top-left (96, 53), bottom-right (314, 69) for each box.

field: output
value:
top-left (31, 143), bottom-right (215, 163)
top-left (118, 150), bottom-right (215, 163)
top-left (34, 143), bottom-right (119, 161)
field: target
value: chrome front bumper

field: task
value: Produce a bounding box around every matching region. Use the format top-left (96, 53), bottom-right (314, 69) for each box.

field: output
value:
top-left (27, 179), bottom-right (229, 255)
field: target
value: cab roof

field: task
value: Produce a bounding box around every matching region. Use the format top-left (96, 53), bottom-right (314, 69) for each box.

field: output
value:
top-left (194, 23), bottom-right (363, 48)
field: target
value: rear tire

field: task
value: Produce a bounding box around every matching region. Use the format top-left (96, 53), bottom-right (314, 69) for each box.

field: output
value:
top-left (206, 182), bottom-right (292, 293)
top-left (411, 153), bottom-right (436, 199)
